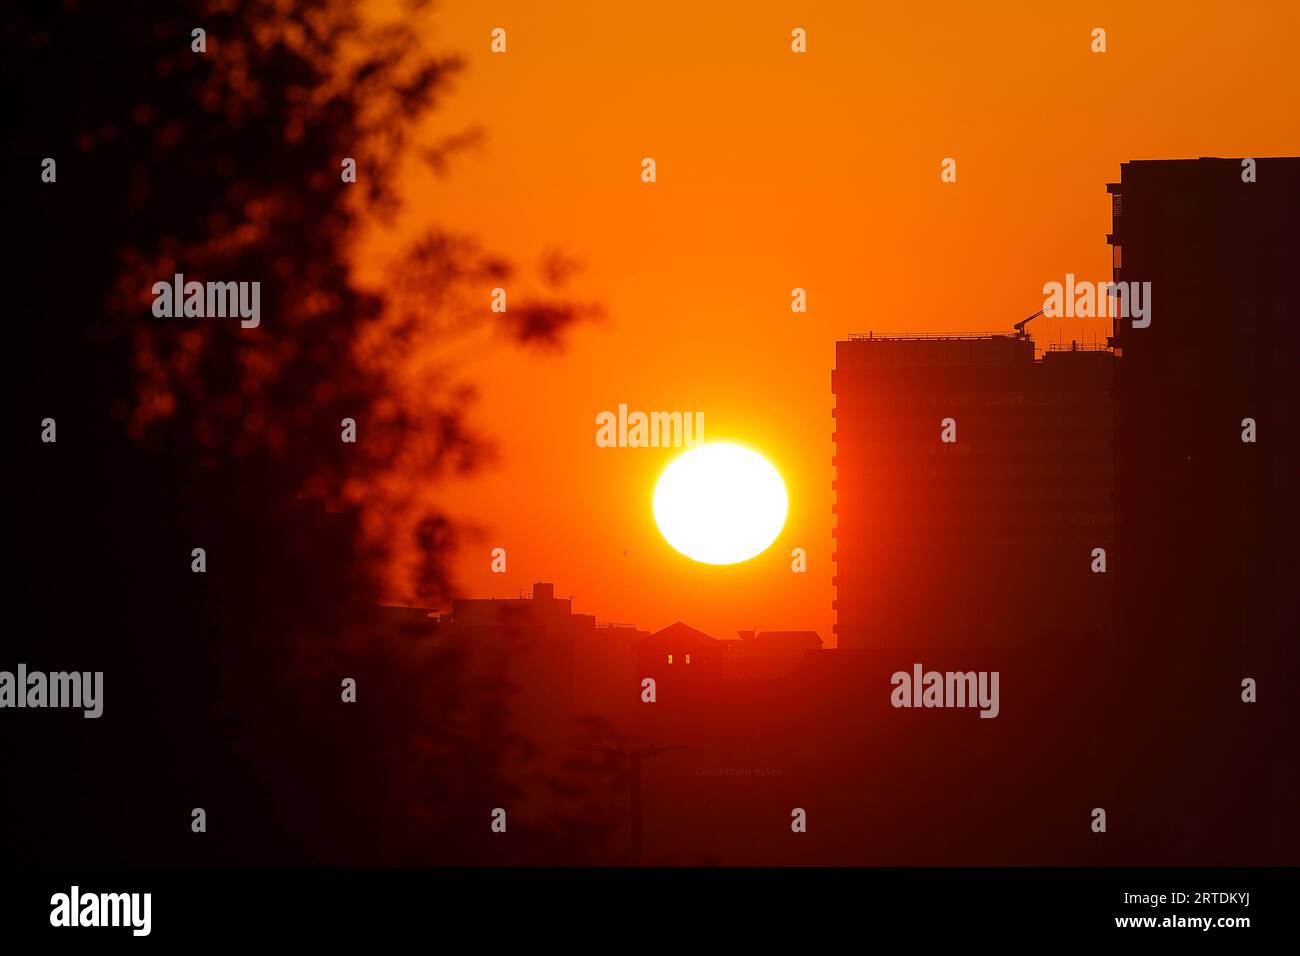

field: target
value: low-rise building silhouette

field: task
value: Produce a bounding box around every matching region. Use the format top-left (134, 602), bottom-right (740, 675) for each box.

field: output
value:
top-left (439, 582), bottom-right (647, 738)
top-left (729, 630), bottom-right (823, 679)
top-left (632, 622), bottom-right (728, 682)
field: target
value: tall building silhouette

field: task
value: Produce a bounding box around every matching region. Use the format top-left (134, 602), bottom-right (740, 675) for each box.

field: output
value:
top-left (831, 333), bottom-right (1114, 651)
top-left (1107, 158), bottom-right (1298, 663)
top-left (1104, 158), bottom-right (1298, 856)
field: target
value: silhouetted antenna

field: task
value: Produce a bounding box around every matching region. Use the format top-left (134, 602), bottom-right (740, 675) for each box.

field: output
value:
top-left (586, 744), bottom-right (685, 864)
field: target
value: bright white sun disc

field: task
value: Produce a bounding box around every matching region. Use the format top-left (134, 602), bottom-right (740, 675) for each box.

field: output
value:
top-left (653, 443), bottom-right (787, 565)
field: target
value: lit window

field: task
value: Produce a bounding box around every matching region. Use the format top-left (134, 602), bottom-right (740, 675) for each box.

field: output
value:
top-left (667, 654), bottom-right (673, 664)
top-left (686, 654), bottom-right (692, 664)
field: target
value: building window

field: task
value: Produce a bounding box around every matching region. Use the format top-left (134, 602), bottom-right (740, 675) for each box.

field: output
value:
top-left (686, 654), bottom-right (692, 664)
top-left (667, 654), bottom-right (673, 664)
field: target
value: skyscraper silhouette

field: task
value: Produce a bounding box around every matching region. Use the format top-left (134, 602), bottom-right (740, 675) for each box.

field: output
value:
top-left (831, 332), bottom-right (1114, 651)
top-left (1105, 158), bottom-right (1298, 858)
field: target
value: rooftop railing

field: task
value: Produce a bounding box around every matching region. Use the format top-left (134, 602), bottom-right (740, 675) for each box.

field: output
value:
top-left (1045, 342), bottom-right (1113, 352)
top-left (847, 331), bottom-right (1018, 342)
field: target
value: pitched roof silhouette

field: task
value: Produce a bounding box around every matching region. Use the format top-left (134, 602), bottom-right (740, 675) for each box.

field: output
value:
top-left (631, 621), bottom-right (722, 650)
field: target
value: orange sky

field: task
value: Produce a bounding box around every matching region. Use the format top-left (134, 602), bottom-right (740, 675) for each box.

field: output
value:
top-left (359, 0), bottom-right (1299, 644)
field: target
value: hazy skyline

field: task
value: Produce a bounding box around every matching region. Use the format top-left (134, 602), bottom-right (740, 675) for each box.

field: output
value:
top-left (359, 0), bottom-right (1300, 642)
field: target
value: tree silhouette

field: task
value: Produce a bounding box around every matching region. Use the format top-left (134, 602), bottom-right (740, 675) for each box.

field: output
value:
top-left (4, 0), bottom-right (600, 863)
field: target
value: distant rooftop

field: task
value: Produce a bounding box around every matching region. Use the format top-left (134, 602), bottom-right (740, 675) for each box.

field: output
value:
top-left (1045, 342), bottom-right (1112, 353)
top-left (840, 333), bottom-right (1115, 362)
top-left (847, 331), bottom-right (1016, 342)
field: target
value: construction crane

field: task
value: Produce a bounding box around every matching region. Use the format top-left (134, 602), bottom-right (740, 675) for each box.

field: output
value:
top-left (1013, 308), bottom-right (1045, 339)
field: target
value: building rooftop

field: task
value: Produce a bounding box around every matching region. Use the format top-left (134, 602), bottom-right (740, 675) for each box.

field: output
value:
top-left (632, 622), bottom-right (723, 650)
top-left (847, 331), bottom-right (1017, 342)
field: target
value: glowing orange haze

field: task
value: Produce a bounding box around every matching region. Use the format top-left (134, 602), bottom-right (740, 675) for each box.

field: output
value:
top-left (359, 0), bottom-right (1299, 644)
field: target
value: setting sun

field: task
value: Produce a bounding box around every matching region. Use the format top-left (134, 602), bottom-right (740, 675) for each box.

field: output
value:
top-left (653, 443), bottom-right (788, 565)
